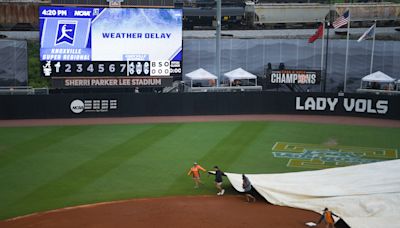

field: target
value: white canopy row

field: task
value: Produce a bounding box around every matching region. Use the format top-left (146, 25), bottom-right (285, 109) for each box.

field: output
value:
top-left (184, 68), bottom-right (257, 87)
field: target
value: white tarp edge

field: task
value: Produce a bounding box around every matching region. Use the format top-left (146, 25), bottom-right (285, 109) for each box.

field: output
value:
top-left (226, 159), bottom-right (400, 228)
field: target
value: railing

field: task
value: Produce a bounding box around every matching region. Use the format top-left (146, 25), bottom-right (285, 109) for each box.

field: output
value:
top-left (356, 88), bottom-right (400, 95)
top-left (0, 0), bottom-right (50, 2)
top-left (0, 86), bottom-right (49, 95)
top-left (185, 85), bottom-right (263, 92)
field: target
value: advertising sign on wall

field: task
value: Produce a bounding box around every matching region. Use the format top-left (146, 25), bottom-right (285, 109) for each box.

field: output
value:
top-left (0, 92), bottom-right (399, 119)
top-left (269, 69), bottom-right (321, 85)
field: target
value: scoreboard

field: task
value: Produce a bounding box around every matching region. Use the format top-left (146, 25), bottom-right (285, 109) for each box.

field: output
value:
top-left (39, 7), bottom-right (183, 88)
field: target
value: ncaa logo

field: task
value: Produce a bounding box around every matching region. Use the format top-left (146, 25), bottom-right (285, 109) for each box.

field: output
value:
top-left (70, 99), bottom-right (84, 114)
top-left (55, 20), bottom-right (77, 45)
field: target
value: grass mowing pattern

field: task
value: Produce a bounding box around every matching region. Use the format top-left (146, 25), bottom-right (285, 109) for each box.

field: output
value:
top-left (0, 121), bottom-right (399, 219)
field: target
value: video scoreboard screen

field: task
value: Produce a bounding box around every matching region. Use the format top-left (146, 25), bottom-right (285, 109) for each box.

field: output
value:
top-left (39, 6), bottom-right (182, 88)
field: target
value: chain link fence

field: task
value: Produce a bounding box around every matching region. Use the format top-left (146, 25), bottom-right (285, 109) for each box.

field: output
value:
top-left (0, 40), bottom-right (28, 87)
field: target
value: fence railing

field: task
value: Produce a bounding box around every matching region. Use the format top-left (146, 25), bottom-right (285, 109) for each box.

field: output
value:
top-left (0, 86), bottom-right (48, 95)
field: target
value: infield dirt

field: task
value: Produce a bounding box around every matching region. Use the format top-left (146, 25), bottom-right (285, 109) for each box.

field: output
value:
top-left (1, 195), bottom-right (329, 228)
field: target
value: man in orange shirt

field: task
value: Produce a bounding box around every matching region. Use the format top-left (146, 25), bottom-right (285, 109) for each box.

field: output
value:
top-left (317, 208), bottom-right (339, 228)
top-left (187, 162), bottom-right (206, 188)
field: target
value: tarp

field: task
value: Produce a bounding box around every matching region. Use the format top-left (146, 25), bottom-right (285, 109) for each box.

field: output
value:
top-left (223, 68), bottom-right (257, 82)
top-left (361, 71), bottom-right (395, 83)
top-left (226, 159), bottom-right (400, 228)
top-left (184, 68), bottom-right (217, 81)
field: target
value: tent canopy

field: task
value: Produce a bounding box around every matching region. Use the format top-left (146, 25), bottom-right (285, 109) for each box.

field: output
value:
top-left (223, 68), bottom-right (257, 82)
top-left (361, 71), bottom-right (395, 83)
top-left (184, 68), bottom-right (217, 81)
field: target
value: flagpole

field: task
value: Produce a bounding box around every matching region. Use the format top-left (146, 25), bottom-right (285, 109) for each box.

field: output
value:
top-left (369, 21), bottom-right (376, 74)
top-left (343, 10), bottom-right (351, 93)
top-left (320, 21), bottom-right (325, 92)
top-left (323, 21), bottom-right (330, 93)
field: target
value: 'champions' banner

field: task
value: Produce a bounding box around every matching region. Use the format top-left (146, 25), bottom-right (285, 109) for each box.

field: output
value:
top-left (269, 69), bottom-right (321, 85)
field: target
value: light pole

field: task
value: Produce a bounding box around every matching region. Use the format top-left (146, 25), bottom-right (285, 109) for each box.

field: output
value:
top-left (216, 0), bottom-right (221, 86)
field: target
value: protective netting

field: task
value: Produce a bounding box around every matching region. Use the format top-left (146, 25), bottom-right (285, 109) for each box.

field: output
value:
top-left (183, 39), bottom-right (400, 92)
top-left (0, 39), bottom-right (28, 86)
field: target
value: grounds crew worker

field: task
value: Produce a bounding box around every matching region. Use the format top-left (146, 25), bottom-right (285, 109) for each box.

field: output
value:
top-left (208, 166), bottom-right (226, 196)
top-left (317, 208), bottom-right (339, 228)
top-left (188, 162), bottom-right (206, 188)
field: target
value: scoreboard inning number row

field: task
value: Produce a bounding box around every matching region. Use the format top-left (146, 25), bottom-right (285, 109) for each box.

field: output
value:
top-left (41, 60), bottom-right (182, 77)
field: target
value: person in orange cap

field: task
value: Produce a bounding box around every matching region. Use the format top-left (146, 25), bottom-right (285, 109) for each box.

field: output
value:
top-left (187, 162), bottom-right (206, 188)
top-left (317, 208), bottom-right (339, 228)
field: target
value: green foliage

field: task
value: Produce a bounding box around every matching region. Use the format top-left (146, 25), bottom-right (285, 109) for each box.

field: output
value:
top-left (0, 121), bottom-right (398, 219)
top-left (27, 41), bottom-right (50, 88)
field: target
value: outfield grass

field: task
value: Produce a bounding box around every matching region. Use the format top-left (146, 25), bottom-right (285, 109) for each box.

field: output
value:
top-left (0, 121), bottom-right (399, 219)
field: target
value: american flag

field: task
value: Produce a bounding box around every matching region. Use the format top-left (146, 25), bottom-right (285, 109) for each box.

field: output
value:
top-left (333, 10), bottom-right (350, 29)
top-left (357, 23), bottom-right (376, 42)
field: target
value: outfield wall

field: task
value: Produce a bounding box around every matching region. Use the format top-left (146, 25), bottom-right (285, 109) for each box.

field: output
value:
top-left (0, 92), bottom-right (399, 120)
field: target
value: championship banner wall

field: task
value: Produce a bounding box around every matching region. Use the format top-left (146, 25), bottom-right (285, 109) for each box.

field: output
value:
top-left (39, 7), bottom-right (183, 88)
top-left (269, 69), bottom-right (321, 85)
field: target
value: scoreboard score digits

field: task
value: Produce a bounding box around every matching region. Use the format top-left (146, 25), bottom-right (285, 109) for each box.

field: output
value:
top-left (39, 6), bottom-right (183, 88)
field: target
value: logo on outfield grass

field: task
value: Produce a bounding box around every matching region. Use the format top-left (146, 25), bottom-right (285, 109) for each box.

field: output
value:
top-left (272, 142), bottom-right (398, 169)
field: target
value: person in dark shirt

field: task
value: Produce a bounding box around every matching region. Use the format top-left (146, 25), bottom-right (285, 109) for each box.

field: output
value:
top-left (208, 166), bottom-right (225, 195)
top-left (242, 174), bottom-right (256, 202)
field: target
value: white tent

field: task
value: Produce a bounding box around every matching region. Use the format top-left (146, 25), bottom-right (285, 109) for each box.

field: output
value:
top-left (226, 159), bottom-right (400, 228)
top-left (360, 71), bottom-right (395, 90)
top-left (361, 71), bottom-right (395, 83)
top-left (223, 68), bottom-right (257, 86)
top-left (184, 68), bottom-right (217, 87)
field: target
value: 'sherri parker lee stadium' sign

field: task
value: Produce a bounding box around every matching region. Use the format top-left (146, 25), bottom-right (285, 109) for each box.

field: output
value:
top-left (269, 70), bottom-right (321, 85)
